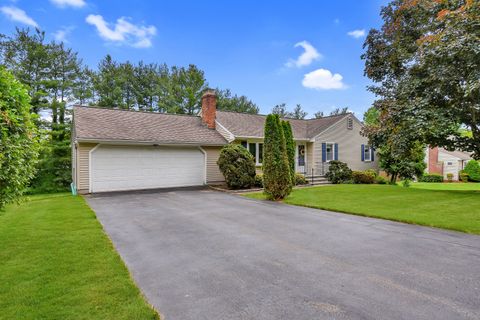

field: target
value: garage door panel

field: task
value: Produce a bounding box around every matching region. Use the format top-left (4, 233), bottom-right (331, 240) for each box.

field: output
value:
top-left (91, 145), bottom-right (205, 192)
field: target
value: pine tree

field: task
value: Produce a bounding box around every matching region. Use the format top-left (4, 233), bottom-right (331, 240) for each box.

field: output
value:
top-left (263, 114), bottom-right (292, 200)
top-left (282, 120), bottom-right (295, 185)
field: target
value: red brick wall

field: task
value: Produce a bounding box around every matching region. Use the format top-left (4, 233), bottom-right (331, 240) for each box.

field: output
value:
top-left (428, 147), bottom-right (443, 175)
top-left (201, 90), bottom-right (216, 129)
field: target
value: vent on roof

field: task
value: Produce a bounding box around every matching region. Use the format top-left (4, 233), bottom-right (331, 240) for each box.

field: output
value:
top-left (347, 117), bottom-right (353, 130)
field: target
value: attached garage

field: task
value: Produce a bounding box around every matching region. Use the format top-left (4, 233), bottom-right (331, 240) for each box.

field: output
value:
top-left (90, 145), bottom-right (205, 193)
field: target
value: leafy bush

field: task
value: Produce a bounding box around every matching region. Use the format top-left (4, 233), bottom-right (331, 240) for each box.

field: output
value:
top-left (217, 144), bottom-right (256, 189)
top-left (402, 179), bottom-right (411, 187)
top-left (459, 171), bottom-right (469, 183)
top-left (254, 174), bottom-right (263, 188)
top-left (263, 114), bottom-right (292, 200)
top-left (282, 120), bottom-right (295, 184)
top-left (352, 170), bottom-right (376, 184)
top-left (419, 173), bottom-right (444, 183)
top-left (295, 173), bottom-right (307, 185)
top-left (463, 160), bottom-right (480, 182)
top-left (0, 68), bottom-right (39, 209)
top-left (325, 161), bottom-right (352, 184)
top-left (375, 176), bottom-right (388, 184)
top-left (446, 173), bottom-right (454, 182)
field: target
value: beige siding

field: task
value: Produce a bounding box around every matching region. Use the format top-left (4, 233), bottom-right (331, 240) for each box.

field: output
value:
top-left (77, 143), bottom-right (97, 193)
top-left (314, 116), bottom-right (378, 173)
top-left (203, 146), bottom-right (225, 183)
top-left (305, 142), bottom-right (314, 175)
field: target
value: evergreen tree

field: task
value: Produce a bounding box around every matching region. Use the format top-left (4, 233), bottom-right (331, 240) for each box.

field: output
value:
top-left (281, 120), bottom-right (295, 185)
top-left (263, 114), bottom-right (292, 200)
top-left (215, 88), bottom-right (259, 114)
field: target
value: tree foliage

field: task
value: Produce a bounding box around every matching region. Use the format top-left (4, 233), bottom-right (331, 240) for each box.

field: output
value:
top-left (462, 160), bottom-right (480, 182)
top-left (329, 107), bottom-right (349, 116)
top-left (362, 0), bottom-right (480, 158)
top-left (281, 120), bottom-right (295, 184)
top-left (0, 67), bottom-right (39, 209)
top-left (271, 103), bottom-right (308, 119)
top-left (263, 114), bottom-right (292, 200)
top-left (215, 88), bottom-right (259, 114)
top-left (217, 144), bottom-right (256, 189)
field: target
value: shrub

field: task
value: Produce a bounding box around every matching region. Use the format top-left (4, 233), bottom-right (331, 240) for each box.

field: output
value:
top-left (0, 68), bottom-right (40, 210)
top-left (463, 160), bottom-right (480, 182)
top-left (217, 144), bottom-right (256, 189)
top-left (352, 170), bottom-right (376, 184)
top-left (402, 179), bottom-right (411, 187)
top-left (294, 173), bottom-right (307, 185)
top-left (446, 173), bottom-right (454, 182)
top-left (419, 173), bottom-right (444, 183)
top-left (281, 120), bottom-right (295, 184)
top-left (459, 171), bottom-right (469, 183)
top-left (325, 161), bottom-right (352, 184)
top-left (254, 174), bottom-right (263, 188)
top-left (263, 114), bottom-right (292, 200)
top-left (375, 176), bottom-right (388, 184)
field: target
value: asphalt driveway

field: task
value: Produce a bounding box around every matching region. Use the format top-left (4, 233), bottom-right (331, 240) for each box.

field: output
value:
top-left (86, 188), bottom-right (480, 320)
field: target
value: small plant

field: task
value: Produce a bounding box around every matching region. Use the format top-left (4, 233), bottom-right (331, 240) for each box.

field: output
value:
top-left (402, 179), bottom-right (411, 187)
top-left (254, 174), bottom-right (263, 188)
top-left (352, 170), bottom-right (376, 184)
top-left (446, 173), bottom-right (454, 182)
top-left (217, 144), bottom-right (256, 189)
top-left (459, 171), bottom-right (469, 183)
top-left (418, 173), bottom-right (444, 183)
top-left (375, 176), bottom-right (388, 184)
top-left (325, 161), bottom-right (352, 184)
top-left (294, 173), bottom-right (308, 185)
top-left (463, 160), bottom-right (480, 182)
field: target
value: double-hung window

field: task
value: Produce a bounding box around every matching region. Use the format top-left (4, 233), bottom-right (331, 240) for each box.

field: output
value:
top-left (242, 141), bottom-right (263, 165)
top-left (364, 145), bottom-right (371, 161)
top-left (325, 143), bottom-right (335, 162)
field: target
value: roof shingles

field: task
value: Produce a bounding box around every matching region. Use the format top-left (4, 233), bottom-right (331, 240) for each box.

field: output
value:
top-left (73, 106), bottom-right (227, 145)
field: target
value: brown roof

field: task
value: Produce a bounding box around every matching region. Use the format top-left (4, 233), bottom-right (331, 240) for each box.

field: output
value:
top-left (215, 111), bottom-right (349, 140)
top-left (439, 148), bottom-right (472, 160)
top-left (73, 106), bottom-right (227, 145)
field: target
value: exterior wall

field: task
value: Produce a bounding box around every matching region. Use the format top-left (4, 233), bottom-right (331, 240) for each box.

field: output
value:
top-left (313, 116), bottom-right (378, 174)
top-left (202, 146), bottom-right (225, 184)
top-left (427, 147), bottom-right (443, 176)
top-left (306, 142), bottom-right (314, 175)
top-left (438, 151), bottom-right (461, 181)
top-left (77, 142), bottom-right (98, 193)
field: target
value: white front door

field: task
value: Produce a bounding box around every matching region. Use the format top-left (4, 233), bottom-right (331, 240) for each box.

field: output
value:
top-left (296, 144), bottom-right (306, 173)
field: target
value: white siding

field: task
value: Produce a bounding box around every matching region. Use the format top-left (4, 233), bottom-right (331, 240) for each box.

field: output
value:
top-left (203, 146), bottom-right (225, 183)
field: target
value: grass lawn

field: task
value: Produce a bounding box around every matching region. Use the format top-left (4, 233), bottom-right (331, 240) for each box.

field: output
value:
top-left (410, 182), bottom-right (480, 191)
top-left (0, 193), bottom-right (159, 320)
top-left (244, 184), bottom-right (480, 234)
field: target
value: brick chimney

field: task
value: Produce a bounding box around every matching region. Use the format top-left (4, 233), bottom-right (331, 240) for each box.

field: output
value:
top-left (428, 147), bottom-right (443, 175)
top-left (201, 89), bottom-right (216, 129)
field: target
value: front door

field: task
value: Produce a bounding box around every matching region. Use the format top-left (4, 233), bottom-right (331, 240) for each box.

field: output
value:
top-left (296, 144), bottom-right (306, 173)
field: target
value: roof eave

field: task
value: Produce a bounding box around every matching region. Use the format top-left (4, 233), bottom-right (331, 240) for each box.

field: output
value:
top-left (75, 137), bottom-right (227, 147)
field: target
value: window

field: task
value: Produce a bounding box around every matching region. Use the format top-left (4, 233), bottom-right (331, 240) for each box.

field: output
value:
top-left (364, 145), bottom-right (371, 161)
top-left (240, 141), bottom-right (247, 148)
top-left (347, 117), bottom-right (353, 130)
top-left (246, 142), bottom-right (263, 165)
top-left (326, 143), bottom-right (334, 162)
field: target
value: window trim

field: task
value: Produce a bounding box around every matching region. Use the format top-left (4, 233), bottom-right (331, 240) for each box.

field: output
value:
top-left (325, 142), bottom-right (335, 162)
top-left (246, 141), bottom-right (263, 166)
top-left (364, 145), bottom-right (372, 162)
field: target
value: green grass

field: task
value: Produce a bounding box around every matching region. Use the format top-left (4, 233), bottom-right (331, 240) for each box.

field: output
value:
top-left (244, 184), bottom-right (480, 234)
top-left (410, 182), bottom-right (480, 191)
top-left (0, 194), bottom-right (159, 320)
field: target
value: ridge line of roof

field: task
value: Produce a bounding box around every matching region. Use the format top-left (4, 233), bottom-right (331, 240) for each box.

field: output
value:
top-left (73, 105), bottom-right (201, 119)
top-left (216, 109), bottom-right (352, 121)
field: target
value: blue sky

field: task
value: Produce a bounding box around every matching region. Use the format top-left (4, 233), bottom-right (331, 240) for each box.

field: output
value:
top-left (0, 0), bottom-right (389, 118)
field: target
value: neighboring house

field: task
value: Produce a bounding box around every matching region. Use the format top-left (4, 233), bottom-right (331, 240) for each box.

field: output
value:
top-left (426, 147), bottom-right (472, 181)
top-left (72, 90), bottom-right (377, 193)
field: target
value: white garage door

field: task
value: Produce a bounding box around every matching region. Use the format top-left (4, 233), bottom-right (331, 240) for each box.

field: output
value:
top-left (91, 145), bottom-right (205, 192)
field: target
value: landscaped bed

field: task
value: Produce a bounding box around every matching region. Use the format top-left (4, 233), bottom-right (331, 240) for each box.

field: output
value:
top-left (244, 184), bottom-right (480, 234)
top-left (0, 194), bottom-right (159, 320)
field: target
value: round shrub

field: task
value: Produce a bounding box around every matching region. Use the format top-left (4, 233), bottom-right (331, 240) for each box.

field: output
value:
top-left (463, 160), bottom-right (480, 182)
top-left (254, 174), bottom-right (263, 188)
top-left (459, 171), bottom-right (469, 183)
top-left (294, 173), bottom-right (307, 185)
top-left (418, 173), bottom-right (444, 183)
top-left (217, 144), bottom-right (256, 189)
top-left (375, 176), bottom-right (388, 184)
top-left (446, 173), bottom-right (454, 182)
top-left (325, 161), bottom-right (352, 184)
top-left (352, 170), bottom-right (376, 184)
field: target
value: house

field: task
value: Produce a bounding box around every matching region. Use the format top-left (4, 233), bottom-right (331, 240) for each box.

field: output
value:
top-left (426, 147), bottom-right (472, 181)
top-left (72, 90), bottom-right (377, 193)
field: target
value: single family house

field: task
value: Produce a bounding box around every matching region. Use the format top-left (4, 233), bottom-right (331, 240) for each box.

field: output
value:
top-left (426, 147), bottom-right (472, 181)
top-left (72, 90), bottom-right (377, 193)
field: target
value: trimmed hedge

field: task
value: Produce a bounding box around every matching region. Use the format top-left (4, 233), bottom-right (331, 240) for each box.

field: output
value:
top-left (217, 144), bottom-right (256, 189)
top-left (295, 173), bottom-right (308, 185)
top-left (352, 170), bottom-right (376, 184)
top-left (419, 173), bottom-right (444, 183)
top-left (325, 161), bottom-right (352, 184)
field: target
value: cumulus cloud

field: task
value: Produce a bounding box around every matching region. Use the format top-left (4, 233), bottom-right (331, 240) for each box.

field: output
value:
top-left (86, 14), bottom-right (156, 48)
top-left (53, 26), bottom-right (74, 43)
top-left (302, 68), bottom-right (346, 90)
top-left (50, 0), bottom-right (86, 8)
top-left (0, 6), bottom-right (38, 27)
top-left (285, 41), bottom-right (321, 68)
top-left (347, 29), bottom-right (366, 39)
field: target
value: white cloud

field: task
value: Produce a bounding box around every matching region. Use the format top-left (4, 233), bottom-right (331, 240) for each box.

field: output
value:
top-left (285, 41), bottom-right (321, 68)
top-left (50, 0), bottom-right (86, 8)
top-left (86, 14), bottom-right (156, 48)
top-left (302, 68), bottom-right (346, 90)
top-left (0, 6), bottom-right (38, 27)
top-left (53, 26), bottom-right (74, 43)
top-left (347, 29), bottom-right (366, 39)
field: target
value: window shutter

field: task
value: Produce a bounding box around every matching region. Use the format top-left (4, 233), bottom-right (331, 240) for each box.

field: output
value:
top-left (322, 143), bottom-right (326, 162)
top-left (371, 148), bottom-right (375, 162)
top-left (361, 144), bottom-right (365, 161)
top-left (334, 143), bottom-right (339, 160)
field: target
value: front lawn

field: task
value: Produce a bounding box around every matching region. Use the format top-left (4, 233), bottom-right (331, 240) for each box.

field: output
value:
top-left (0, 194), bottom-right (159, 320)
top-left (410, 182), bottom-right (480, 191)
top-left (244, 185), bottom-right (480, 234)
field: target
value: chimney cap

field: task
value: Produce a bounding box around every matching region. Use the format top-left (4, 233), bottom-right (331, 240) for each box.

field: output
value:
top-left (202, 89), bottom-right (216, 97)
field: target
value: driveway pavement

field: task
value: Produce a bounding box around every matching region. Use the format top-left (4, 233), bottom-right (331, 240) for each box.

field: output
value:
top-left (86, 188), bottom-right (480, 320)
